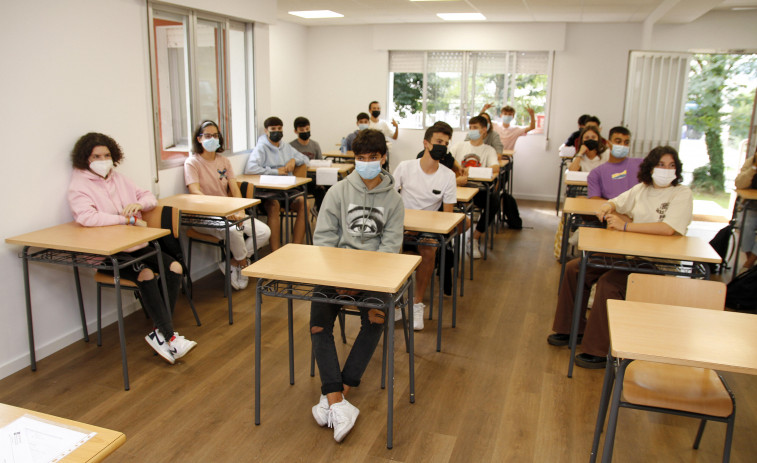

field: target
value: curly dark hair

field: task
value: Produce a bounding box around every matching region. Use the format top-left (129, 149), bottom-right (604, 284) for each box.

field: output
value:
top-left (71, 132), bottom-right (124, 170)
top-left (192, 120), bottom-right (225, 155)
top-left (577, 126), bottom-right (607, 153)
top-left (638, 145), bottom-right (683, 186)
top-left (352, 129), bottom-right (387, 156)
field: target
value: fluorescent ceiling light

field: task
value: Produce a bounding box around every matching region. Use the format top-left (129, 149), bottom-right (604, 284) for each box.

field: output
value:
top-left (288, 10), bottom-right (343, 19)
top-left (437, 13), bottom-right (486, 21)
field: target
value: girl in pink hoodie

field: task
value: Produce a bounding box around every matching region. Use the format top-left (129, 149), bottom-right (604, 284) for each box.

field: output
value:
top-left (67, 132), bottom-right (196, 364)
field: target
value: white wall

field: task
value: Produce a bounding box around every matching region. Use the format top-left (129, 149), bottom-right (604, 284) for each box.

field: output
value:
top-left (0, 0), bottom-right (273, 380)
top-left (268, 21), bottom-right (308, 138)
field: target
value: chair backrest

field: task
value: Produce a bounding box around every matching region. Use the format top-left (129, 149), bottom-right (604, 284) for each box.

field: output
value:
top-left (239, 181), bottom-right (255, 199)
top-left (293, 163), bottom-right (308, 178)
top-left (142, 204), bottom-right (180, 238)
top-left (625, 273), bottom-right (726, 311)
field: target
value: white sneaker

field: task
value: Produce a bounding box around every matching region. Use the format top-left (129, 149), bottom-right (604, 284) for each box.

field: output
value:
top-left (218, 262), bottom-right (226, 276)
top-left (235, 266), bottom-right (249, 290)
top-left (169, 333), bottom-right (197, 360)
top-left (412, 302), bottom-right (425, 331)
top-left (394, 307), bottom-right (402, 322)
top-left (328, 398), bottom-right (359, 442)
top-left (312, 395), bottom-right (329, 426)
top-left (468, 239), bottom-right (482, 259)
top-left (145, 329), bottom-right (175, 364)
top-left (229, 266), bottom-right (241, 290)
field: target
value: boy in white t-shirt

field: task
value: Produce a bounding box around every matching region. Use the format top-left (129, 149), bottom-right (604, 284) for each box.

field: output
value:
top-left (450, 115), bottom-right (501, 258)
top-left (368, 101), bottom-right (398, 169)
top-left (393, 122), bottom-right (458, 330)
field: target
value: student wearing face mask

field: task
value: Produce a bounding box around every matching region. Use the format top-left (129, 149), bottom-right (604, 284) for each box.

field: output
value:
top-left (289, 116), bottom-right (322, 161)
top-left (394, 122), bottom-right (459, 330)
top-left (368, 101), bottom-right (399, 169)
top-left (341, 113), bottom-right (371, 153)
top-left (586, 126), bottom-right (641, 200)
top-left (568, 126), bottom-right (608, 172)
top-left (185, 120), bottom-right (271, 290)
top-left (486, 103), bottom-right (536, 151)
top-left (309, 129), bottom-right (404, 442)
top-left (244, 116), bottom-right (310, 250)
top-left (463, 111), bottom-right (504, 154)
top-left (548, 146), bottom-right (693, 369)
top-left (68, 132), bottom-right (197, 364)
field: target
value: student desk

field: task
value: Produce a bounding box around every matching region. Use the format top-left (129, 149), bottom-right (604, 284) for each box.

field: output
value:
top-left (404, 209), bottom-right (465, 352)
top-left (322, 150), bottom-right (355, 163)
top-left (731, 188), bottom-right (757, 278)
top-left (158, 194), bottom-right (260, 325)
top-left (590, 301), bottom-right (757, 462)
top-left (500, 149), bottom-right (514, 196)
top-left (555, 152), bottom-right (576, 213)
top-left (5, 222), bottom-right (170, 390)
top-left (0, 403), bottom-right (126, 462)
top-left (306, 163), bottom-right (354, 177)
top-left (456, 186), bottom-right (478, 292)
top-left (236, 174), bottom-right (312, 246)
top-left (565, 177), bottom-right (588, 198)
top-left (566, 228), bottom-right (720, 377)
top-left (466, 171), bottom-right (498, 260)
top-left (558, 197), bottom-right (607, 286)
top-left (242, 244), bottom-right (421, 449)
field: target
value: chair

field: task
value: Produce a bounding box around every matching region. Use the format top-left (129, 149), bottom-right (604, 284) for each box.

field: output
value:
top-left (592, 274), bottom-right (735, 462)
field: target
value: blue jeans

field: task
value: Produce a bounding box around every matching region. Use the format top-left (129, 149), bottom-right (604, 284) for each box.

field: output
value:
top-left (310, 287), bottom-right (389, 395)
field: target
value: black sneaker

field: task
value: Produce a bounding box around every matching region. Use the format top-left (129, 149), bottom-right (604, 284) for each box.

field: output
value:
top-left (547, 333), bottom-right (582, 346)
top-left (575, 353), bottom-right (606, 369)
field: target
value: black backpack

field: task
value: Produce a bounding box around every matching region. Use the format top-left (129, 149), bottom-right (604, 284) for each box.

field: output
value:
top-left (726, 265), bottom-right (757, 312)
top-left (501, 192), bottom-right (522, 229)
top-left (708, 225), bottom-right (733, 273)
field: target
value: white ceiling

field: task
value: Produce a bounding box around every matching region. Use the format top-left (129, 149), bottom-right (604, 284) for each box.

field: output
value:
top-left (278, 0), bottom-right (757, 26)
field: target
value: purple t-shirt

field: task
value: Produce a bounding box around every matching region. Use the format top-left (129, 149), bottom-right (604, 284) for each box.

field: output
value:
top-left (587, 157), bottom-right (642, 199)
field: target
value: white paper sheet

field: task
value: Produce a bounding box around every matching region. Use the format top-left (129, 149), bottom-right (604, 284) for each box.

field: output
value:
top-left (258, 175), bottom-right (297, 186)
top-left (309, 159), bottom-right (333, 168)
top-left (315, 168), bottom-right (339, 186)
top-left (565, 170), bottom-right (589, 182)
top-left (0, 415), bottom-right (95, 463)
top-left (468, 167), bottom-right (493, 179)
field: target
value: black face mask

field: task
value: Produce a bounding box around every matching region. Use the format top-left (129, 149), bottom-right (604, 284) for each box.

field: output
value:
top-left (429, 144), bottom-right (447, 161)
top-left (371, 110), bottom-right (380, 118)
top-left (298, 131), bottom-right (311, 141)
top-left (269, 131), bottom-right (283, 143)
top-left (583, 139), bottom-right (599, 151)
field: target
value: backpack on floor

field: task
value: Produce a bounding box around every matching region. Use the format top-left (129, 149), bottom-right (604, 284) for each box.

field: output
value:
top-left (501, 192), bottom-right (522, 230)
top-left (708, 225), bottom-right (733, 272)
top-left (726, 265), bottom-right (757, 312)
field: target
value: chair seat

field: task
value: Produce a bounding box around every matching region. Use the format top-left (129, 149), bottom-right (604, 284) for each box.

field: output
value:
top-left (94, 271), bottom-right (139, 288)
top-left (186, 228), bottom-right (222, 243)
top-left (623, 361), bottom-right (733, 418)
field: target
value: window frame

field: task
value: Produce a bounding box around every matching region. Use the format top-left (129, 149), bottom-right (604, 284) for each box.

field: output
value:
top-left (147, 2), bottom-right (256, 172)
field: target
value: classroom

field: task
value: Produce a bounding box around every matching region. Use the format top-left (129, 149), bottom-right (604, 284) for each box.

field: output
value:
top-left (1, 0), bottom-right (757, 461)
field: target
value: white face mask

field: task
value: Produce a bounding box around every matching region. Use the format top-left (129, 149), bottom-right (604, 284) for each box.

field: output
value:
top-left (651, 167), bottom-right (676, 187)
top-left (90, 159), bottom-right (114, 178)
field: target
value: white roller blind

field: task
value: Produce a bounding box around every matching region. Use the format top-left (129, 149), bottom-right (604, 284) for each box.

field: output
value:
top-left (622, 51), bottom-right (692, 157)
top-left (427, 51), bottom-right (464, 73)
top-left (388, 51), bottom-right (424, 73)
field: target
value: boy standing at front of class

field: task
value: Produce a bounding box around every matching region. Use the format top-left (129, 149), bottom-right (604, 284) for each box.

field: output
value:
top-left (309, 129), bottom-right (405, 442)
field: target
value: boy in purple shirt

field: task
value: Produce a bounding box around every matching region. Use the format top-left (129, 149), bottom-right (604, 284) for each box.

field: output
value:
top-left (587, 127), bottom-right (641, 199)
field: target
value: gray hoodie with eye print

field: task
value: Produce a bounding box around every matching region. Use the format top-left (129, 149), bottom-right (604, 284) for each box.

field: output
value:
top-left (313, 170), bottom-right (404, 253)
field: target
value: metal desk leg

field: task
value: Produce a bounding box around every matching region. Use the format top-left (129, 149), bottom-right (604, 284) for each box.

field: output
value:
top-left (732, 208), bottom-right (747, 281)
top-left (601, 359), bottom-right (631, 463)
top-left (469, 207), bottom-right (474, 281)
top-left (568, 252), bottom-right (588, 378)
top-left (225, 219), bottom-right (234, 325)
top-left (288, 292), bottom-right (295, 385)
top-left (387, 286), bottom-right (396, 449)
top-left (452, 232), bottom-right (459, 328)
top-left (255, 280), bottom-right (263, 425)
top-left (284, 193), bottom-right (291, 245)
top-left (408, 281), bottom-right (415, 405)
top-left (558, 213), bottom-right (572, 289)
top-left (153, 241), bottom-right (172, 325)
top-left (436, 233), bottom-right (445, 352)
top-left (110, 257), bottom-right (130, 391)
top-left (72, 266), bottom-right (89, 342)
top-left (590, 354), bottom-right (617, 463)
top-left (251, 208), bottom-right (259, 262)
top-left (489, 183), bottom-right (495, 251)
top-left (483, 186), bottom-right (490, 260)
top-left (556, 159), bottom-right (566, 215)
top-left (22, 247), bottom-right (36, 371)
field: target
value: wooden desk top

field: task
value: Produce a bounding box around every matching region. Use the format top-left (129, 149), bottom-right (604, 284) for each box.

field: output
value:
top-left (242, 243), bottom-right (421, 293)
top-left (404, 209), bottom-right (465, 234)
top-left (502, 149), bottom-right (515, 156)
top-left (236, 175), bottom-right (312, 190)
top-left (736, 188), bottom-right (757, 201)
top-left (577, 227), bottom-right (721, 263)
top-left (456, 187), bottom-right (478, 203)
top-left (323, 151), bottom-right (355, 158)
top-left (565, 179), bottom-right (588, 186)
top-left (563, 197), bottom-right (606, 215)
top-left (0, 403), bottom-right (125, 462)
top-left (308, 164), bottom-right (354, 174)
top-left (158, 194), bottom-right (260, 216)
top-left (5, 222), bottom-right (168, 255)
top-left (498, 159), bottom-right (508, 168)
top-left (608, 301), bottom-right (757, 376)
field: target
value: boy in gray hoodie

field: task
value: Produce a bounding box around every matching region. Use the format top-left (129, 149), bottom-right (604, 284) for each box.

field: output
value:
top-left (243, 116), bottom-right (310, 250)
top-left (309, 129), bottom-right (405, 443)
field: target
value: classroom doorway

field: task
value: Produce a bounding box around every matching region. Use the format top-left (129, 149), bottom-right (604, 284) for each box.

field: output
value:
top-left (679, 53), bottom-right (757, 214)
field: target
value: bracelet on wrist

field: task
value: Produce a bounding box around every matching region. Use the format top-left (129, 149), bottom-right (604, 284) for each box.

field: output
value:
top-left (623, 222), bottom-right (627, 232)
top-left (129, 215), bottom-right (135, 225)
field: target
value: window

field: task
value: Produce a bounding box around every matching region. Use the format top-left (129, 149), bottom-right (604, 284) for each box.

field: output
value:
top-left (148, 3), bottom-right (255, 169)
top-left (389, 51), bottom-right (550, 132)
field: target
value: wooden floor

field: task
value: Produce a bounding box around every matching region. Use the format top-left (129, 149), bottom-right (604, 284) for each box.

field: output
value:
top-left (1, 200), bottom-right (755, 462)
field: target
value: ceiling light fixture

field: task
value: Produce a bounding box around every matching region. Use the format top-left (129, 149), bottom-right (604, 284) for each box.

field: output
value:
top-left (437, 13), bottom-right (486, 21)
top-left (288, 10), bottom-right (344, 19)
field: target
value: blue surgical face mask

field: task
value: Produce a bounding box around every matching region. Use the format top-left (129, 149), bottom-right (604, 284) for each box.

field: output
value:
top-left (355, 160), bottom-right (382, 180)
top-left (468, 129), bottom-right (481, 141)
top-left (501, 115), bottom-right (514, 125)
top-left (611, 144), bottom-right (630, 159)
top-left (358, 123), bottom-right (369, 131)
top-left (202, 137), bottom-right (220, 153)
